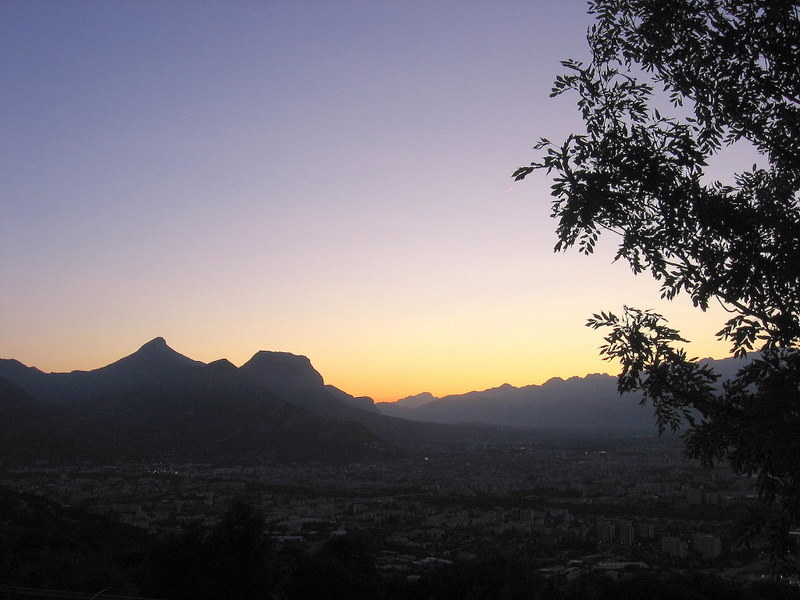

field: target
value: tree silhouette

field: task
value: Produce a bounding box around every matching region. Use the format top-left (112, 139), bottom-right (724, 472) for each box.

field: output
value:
top-left (283, 533), bottom-right (384, 600)
top-left (148, 501), bottom-right (274, 600)
top-left (515, 0), bottom-right (800, 514)
top-left (206, 501), bottom-right (273, 599)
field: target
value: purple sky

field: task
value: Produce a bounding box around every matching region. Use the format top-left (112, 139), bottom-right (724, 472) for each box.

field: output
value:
top-left (1, 0), bottom-right (732, 401)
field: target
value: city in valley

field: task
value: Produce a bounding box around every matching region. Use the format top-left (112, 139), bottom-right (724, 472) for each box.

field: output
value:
top-left (1, 433), bottom-right (772, 582)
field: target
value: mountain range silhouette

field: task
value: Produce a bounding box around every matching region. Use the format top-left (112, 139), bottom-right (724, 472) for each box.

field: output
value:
top-left (0, 338), bottom-right (749, 462)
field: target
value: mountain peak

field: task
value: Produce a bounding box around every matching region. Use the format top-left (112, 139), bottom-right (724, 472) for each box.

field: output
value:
top-left (138, 337), bottom-right (168, 351)
top-left (240, 351), bottom-right (324, 388)
top-left (394, 391), bottom-right (438, 409)
top-left (99, 337), bottom-right (204, 379)
top-left (205, 358), bottom-right (239, 376)
top-left (248, 349), bottom-right (311, 363)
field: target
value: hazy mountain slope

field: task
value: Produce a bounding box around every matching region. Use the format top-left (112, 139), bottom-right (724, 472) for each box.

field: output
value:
top-left (376, 355), bottom-right (755, 430)
top-left (400, 374), bottom-right (655, 430)
top-left (325, 384), bottom-right (378, 413)
top-left (377, 392), bottom-right (437, 417)
top-left (699, 354), bottom-right (753, 382)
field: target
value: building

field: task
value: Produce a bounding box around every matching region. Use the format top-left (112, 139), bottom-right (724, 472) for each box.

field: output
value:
top-left (661, 536), bottom-right (688, 558)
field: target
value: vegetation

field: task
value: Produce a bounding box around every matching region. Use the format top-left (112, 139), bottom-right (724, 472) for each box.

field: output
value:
top-left (0, 487), bottom-right (150, 595)
top-left (515, 0), bottom-right (800, 516)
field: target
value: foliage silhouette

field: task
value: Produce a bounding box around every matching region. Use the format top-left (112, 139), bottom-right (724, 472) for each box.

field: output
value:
top-left (0, 487), bottom-right (149, 594)
top-left (283, 533), bottom-right (384, 600)
top-left (147, 501), bottom-right (274, 600)
top-left (514, 0), bottom-right (800, 514)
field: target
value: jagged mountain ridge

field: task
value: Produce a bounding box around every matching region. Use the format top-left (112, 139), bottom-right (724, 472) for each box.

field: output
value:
top-left (0, 339), bottom-right (514, 462)
top-left (376, 374), bottom-right (649, 429)
top-left (392, 392), bottom-right (438, 409)
top-left (376, 355), bottom-right (752, 429)
top-left (0, 338), bottom-right (378, 414)
top-left (0, 339), bottom-right (390, 462)
top-left (0, 337), bottom-right (203, 404)
top-left (2, 339), bottom-right (748, 462)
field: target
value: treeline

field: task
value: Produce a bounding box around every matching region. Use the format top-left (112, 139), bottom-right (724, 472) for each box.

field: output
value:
top-left (2, 490), bottom-right (799, 599)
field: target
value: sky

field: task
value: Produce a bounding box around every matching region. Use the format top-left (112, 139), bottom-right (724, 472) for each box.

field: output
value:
top-left (1, 0), bottom-right (735, 402)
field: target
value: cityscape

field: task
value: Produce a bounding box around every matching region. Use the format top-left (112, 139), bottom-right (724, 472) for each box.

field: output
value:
top-left (1, 431), bottom-right (785, 594)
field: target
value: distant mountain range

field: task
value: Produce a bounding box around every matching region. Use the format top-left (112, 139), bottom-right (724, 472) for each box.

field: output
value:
top-left (375, 355), bottom-right (751, 428)
top-left (377, 375), bottom-right (644, 428)
top-left (0, 338), bottom-right (750, 463)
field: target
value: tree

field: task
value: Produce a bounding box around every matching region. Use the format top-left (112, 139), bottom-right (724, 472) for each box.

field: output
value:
top-left (148, 501), bottom-right (274, 600)
top-left (514, 0), bottom-right (800, 514)
top-left (283, 533), bottom-right (384, 600)
top-left (205, 501), bottom-right (274, 599)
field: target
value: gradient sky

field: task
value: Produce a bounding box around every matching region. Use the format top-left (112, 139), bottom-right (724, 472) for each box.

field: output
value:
top-left (2, 0), bottom-right (735, 402)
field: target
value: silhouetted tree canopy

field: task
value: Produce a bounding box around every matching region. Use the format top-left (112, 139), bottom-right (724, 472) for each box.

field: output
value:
top-left (515, 0), bottom-right (800, 514)
top-left (147, 501), bottom-right (274, 600)
top-left (283, 533), bottom-right (384, 600)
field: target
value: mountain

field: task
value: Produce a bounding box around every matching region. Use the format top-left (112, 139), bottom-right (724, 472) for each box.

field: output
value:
top-left (0, 341), bottom-right (390, 463)
top-left (66, 359), bottom-right (389, 463)
top-left (0, 337), bottom-right (204, 404)
top-left (376, 392), bottom-right (438, 418)
top-left (0, 340), bottom-right (378, 418)
top-left (91, 336), bottom-right (204, 380)
top-left (325, 384), bottom-right (378, 412)
top-left (0, 360), bottom-right (56, 402)
top-left (239, 351), bottom-right (378, 416)
top-left (377, 375), bottom-right (652, 430)
top-left (699, 354), bottom-right (753, 382)
top-left (0, 338), bottom-right (500, 462)
top-left (396, 392), bottom-right (438, 409)
top-left (0, 376), bottom-right (64, 456)
top-left (5, 338), bottom-right (748, 462)
top-left (375, 354), bottom-right (754, 430)
top-left (228, 350), bottom-right (501, 447)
